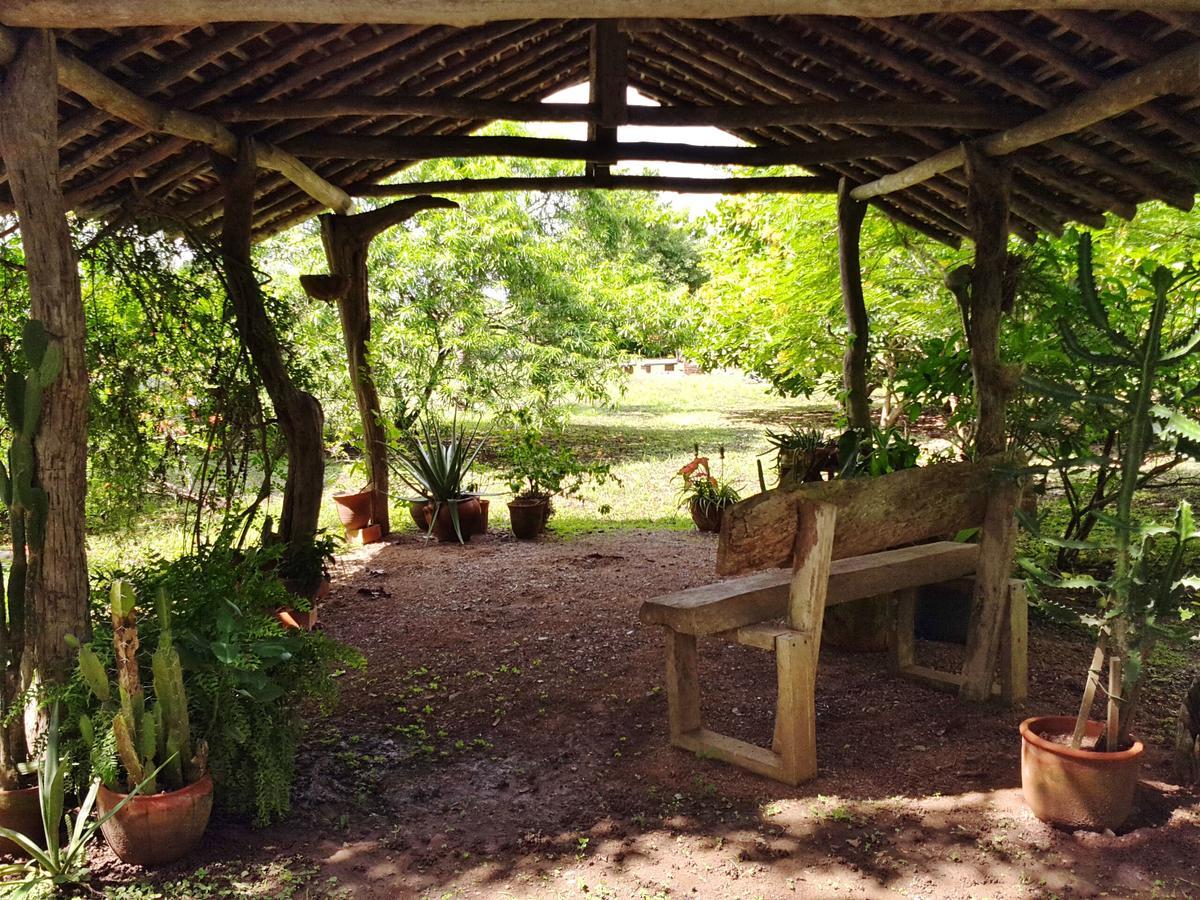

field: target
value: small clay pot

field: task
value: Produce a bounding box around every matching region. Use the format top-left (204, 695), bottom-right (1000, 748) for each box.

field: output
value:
top-left (97, 773), bottom-right (214, 867)
top-left (0, 785), bottom-right (43, 856)
top-left (1020, 716), bottom-right (1144, 831)
top-left (509, 498), bottom-right (548, 539)
top-left (276, 606), bottom-right (318, 630)
top-left (689, 498), bottom-right (725, 533)
top-left (333, 490), bottom-right (373, 531)
top-left (430, 498), bottom-right (483, 543)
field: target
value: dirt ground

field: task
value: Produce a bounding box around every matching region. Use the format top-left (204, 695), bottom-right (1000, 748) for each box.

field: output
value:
top-left (127, 529), bottom-right (1200, 899)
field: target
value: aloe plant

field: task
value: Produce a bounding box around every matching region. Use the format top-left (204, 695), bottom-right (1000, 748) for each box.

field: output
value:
top-left (391, 415), bottom-right (486, 543)
top-left (1021, 233), bottom-right (1200, 749)
top-left (0, 319), bottom-right (61, 789)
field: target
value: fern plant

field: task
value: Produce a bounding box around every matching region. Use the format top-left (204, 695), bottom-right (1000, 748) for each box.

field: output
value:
top-left (1020, 233), bottom-right (1200, 749)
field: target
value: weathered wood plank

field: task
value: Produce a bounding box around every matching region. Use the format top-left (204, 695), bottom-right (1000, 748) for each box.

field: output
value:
top-left (674, 729), bottom-right (788, 782)
top-left (6, 1), bottom-right (1199, 28)
top-left (354, 174), bottom-right (840, 197)
top-left (888, 588), bottom-right (918, 673)
top-left (718, 459), bottom-right (998, 576)
top-left (640, 540), bottom-right (979, 635)
top-left (999, 579), bottom-right (1028, 706)
top-left (774, 631), bottom-right (817, 783)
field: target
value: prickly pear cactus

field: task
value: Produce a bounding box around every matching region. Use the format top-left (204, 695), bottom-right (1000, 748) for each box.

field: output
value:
top-left (0, 319), bottom-right (61, 786)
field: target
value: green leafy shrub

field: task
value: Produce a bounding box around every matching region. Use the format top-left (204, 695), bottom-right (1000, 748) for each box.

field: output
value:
top-left (77, 522), bottom-right (364, 826)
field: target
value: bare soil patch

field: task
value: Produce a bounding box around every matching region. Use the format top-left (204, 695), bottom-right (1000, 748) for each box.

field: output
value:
top-left (104, 529), bottom-right (1200, 898)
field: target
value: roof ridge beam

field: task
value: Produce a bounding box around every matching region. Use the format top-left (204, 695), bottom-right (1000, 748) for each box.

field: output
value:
top-left (852, 39), bottom-right (1200, 202)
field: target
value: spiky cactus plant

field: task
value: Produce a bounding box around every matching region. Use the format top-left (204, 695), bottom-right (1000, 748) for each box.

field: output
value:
top-left (1022, 233), bottom-right (1200, 749)
top-left (70, 581), bottom-right (206, 793)
top-left (0, 320), bottom-right (61, 789)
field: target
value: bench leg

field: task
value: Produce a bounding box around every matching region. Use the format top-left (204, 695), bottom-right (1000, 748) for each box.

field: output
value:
top-left (888, 588), bottom-right (918, 674)
top-left (998, 579), bottom-right (1028, 706)
top-left (664, 629), bottom-right (701, 741)
top-left (773, 631), bottom-right (817, 784)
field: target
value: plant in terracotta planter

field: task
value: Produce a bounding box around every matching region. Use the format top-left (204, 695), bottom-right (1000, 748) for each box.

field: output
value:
top-left (765, 425), bottom-right (838, 484)
top-left (1018, 234), bottom-right (1200, 830)
top-left (69, 581), bottom-right (212, 866)
top-left (502, 423), bottom-right (609, 540)
top-left (677, 446), bottom-right (740, 533)
top-left (0, 320), bottom-right (63, 849)
top-left (392, 416), bottom-right (486, 544)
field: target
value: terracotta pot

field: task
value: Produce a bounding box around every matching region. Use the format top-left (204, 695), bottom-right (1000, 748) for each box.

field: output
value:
top-left (509, 498), bottom-right (548, 539)
top-left (430, 498), bottom-right (483, 543)
top-left (409, 500), bottom-right (431, 530)
top-left (97, 773), bottom-right (214, 866)
top-left (477, 498), bottom-right (490, 535)
top-left (689, 498), bottom-right (725, 533)
top-left (316, 577), bottom-right (332, 601)
top-left (276, 606), bottom-right (318, 630)
top-left (1020, 716), bottom-right (1144, 831)
top-left (0, 785), bottom-right (42, 856)
top-left (333, 490), bottom-right (373, 530)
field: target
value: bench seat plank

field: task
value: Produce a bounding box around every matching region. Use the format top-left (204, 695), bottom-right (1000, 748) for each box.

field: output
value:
top-left (639, 541), bottom-right (980, 636)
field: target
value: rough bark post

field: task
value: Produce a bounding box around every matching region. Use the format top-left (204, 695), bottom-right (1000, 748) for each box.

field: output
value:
top-left (315, 196), bottom-right (456, 535)
top-left (837, 177), bottom-right (871, 431)
top-left (962, 143), bottom-right (1013, 457)
top-left (0, 30), bottom-right (90, 691)
top-left (218, 140), bottom-right (325, 546)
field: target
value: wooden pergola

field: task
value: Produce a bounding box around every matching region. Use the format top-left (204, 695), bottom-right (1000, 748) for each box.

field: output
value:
top-left (0, 3), bottom-right (1197, 691)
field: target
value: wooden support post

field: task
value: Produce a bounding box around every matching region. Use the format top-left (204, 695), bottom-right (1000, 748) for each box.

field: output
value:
top-left (0, 30), bottom-right (90, 689)
top-left (218, 140), bottom-right (326, 547)
top-left (587, 20), bottom-right (627, 180)
top-left (837, 178), bottom-right (871, 432)
top-left (963, 143), bottom-right (1013, 458)
top-left (315, 196), bottom-right (458, 534)
top-left (959, 472), bottom-right (1023, 702)
top-left (998, 579), bottom-right (1028, 705)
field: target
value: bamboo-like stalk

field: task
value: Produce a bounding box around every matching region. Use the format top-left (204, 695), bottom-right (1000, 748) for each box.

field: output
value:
top-left (1071, 638), bottom-right (1107, 749)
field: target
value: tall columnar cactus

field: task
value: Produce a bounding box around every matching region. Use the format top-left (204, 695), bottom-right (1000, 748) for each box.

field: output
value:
top-left (0, 319), bottom-right (61, 788)
top-left (1023, 233), bottom-right (1200, 747)
top-left (71, 581), bottom-right (205, 793)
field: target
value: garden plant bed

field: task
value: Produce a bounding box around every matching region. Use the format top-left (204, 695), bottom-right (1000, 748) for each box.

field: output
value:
top-left (92, 530), bottom-right (1200, 898)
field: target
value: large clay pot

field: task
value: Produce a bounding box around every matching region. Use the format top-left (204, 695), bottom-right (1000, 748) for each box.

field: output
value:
top-left (409, 500), bottom-right (431, 530)
top-left (509, 498), bottom-right (549, 539)
top-left (333, 490), bottom-right (373, 530)
top-left (430, 498), bottom-right (483, 543)
top-left (689, 498), bottom-right (725, 533)
top-left (1020, 716), bottom-right (1144, 831)
top-left (97, 773), bottom-right (214, 867)
top-left (0, 785), bottom-right (43, 856)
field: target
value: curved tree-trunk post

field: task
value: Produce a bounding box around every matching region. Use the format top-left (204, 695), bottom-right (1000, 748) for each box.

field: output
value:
top-left (837, 177), bottom-right (871, 431)
top-left (315, 196), bottom-right (457, 536)
top-left (958, 142), bottom-right (1021, 703)
top-left (961, 143), bottom-right (1013, 458)
top-left (218, 139), bottom-right (325, 547)
top-left (0, 29), bottom-right (90, 692)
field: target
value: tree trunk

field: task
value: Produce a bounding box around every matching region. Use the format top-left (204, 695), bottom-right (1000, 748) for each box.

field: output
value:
top-left (218, 140), bottom-right (324, 546)
top-left (0, 30), bottom-right (90, 697)
top-left (837, 178), bottom-right (871, 432)
top-left (962, 144), bottom-right (1013, 457)
top-left (316, 196), bottom-right (456, 535)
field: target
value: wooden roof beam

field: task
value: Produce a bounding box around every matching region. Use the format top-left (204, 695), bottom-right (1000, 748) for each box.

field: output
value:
top-left (7, 1), bottom-right (1200, 29)
top-left (852, 40), bottom-right (1200, 202)
top-left (0, 25), bottom-right (354, 214)
top-left (280, 132), bottom-right (925, 166)
top-left (351, 173), bottom-right (840, 196)
top-left (587, 20), bottom-right (627, 179)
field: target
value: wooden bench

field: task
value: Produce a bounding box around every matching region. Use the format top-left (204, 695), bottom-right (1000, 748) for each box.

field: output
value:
top-left (638, 457), bottom-right (1027, 785)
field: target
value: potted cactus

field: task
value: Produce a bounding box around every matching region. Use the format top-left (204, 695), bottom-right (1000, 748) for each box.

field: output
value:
top-left (0, 320), bottom-right (62, 852)
top-left (71, 581), bottom-right (212, 866)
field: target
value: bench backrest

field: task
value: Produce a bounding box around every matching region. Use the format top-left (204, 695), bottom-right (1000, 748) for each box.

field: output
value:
top-left (716, 457), bottom-right (1007, 576)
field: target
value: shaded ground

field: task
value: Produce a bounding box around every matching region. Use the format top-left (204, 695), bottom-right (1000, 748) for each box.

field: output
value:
top-left (101, 530), bottom-right (1199, 899)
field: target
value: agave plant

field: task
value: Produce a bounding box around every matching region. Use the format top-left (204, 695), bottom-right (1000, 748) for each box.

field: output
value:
top-left (391, 415), bottom-right (487, 543)
top-left (0, 705), bottom-right (161, 894)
